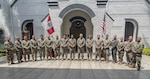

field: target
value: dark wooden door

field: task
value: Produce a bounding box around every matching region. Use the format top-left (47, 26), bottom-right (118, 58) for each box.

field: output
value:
top-left (70, 21), bottom-right (86, 40)
top-left (124, 22), bottom-right (134, 41)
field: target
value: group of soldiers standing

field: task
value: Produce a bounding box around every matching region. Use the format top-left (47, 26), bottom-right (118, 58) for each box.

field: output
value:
top-left (4, 33), bottom-right (144, 71)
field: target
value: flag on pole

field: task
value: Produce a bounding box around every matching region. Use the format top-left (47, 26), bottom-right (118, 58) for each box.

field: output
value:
top-left (42, 14), bottom-right (54, 34)
top-left (101, 13), bottom-right (106, 35)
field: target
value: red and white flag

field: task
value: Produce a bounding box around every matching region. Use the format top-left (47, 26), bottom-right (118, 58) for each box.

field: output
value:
top-left (101, 14), bottom-right (106, 35)
top-left (42, 14), bottom-right (54, 34)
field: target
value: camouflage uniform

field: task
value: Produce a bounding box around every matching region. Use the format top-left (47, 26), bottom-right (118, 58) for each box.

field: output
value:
top-left (15, 40), bottom-right (23, 63)
top-left (103, 39), bottom-right (110, 62)
top-left (132, 42), bottom-right (144, 70)
top-left (54, 39), bottom-right (61, 59)
top-left (68, 38), bottom-right (76, 60)
top-left (30, 39), bottom-right (38, 61)
top-left (86, 39), bottom-right (94, 60)
top-left (45, 38), bottom-right (53, 60)
top-left (4, 41), bottom-right (14, 64)
top-left (125, 41), bottom-right (133, 66)
top-left (117, 41), bottom-right (125, 63)
top-left (61, 38), bottom-right (68, 59)
top-left (95, 39), bottom-right (103, 61)
top-left (22, 40), bottom-right (30, 61)
top-left (77, 38), bottom-right (85, 60)
top-left (38, 38), bottom-right (45, 60)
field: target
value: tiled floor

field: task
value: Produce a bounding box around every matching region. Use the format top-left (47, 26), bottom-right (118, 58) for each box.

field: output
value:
top-left (0, 53), bottom-right (150, 79)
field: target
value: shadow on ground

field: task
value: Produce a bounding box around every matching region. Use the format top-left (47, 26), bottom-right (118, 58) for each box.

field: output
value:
top-left (0, 67), bottom-right (149, 79)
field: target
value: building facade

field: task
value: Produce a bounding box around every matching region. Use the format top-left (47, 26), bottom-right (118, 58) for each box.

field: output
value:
top-left (0, 0), bottom-right (150, 47)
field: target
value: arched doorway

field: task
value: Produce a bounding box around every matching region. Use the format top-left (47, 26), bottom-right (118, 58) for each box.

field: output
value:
top-left (21, 20), bottom-right (34, 39)
top-left (61, 10), bottom-right (93, 39)
top-left (25, 23), bottom-right (33, 39)
top-left (124, 19), bottom-right (138, 41)
top-left (59, 4), bottom-right (95, 38)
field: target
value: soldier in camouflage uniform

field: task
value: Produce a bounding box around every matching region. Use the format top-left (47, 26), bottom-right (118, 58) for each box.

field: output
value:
top-left (103, 34), bottom-right (110, 62)
top-left (4, 37), bottom-right (14, 64)
top-left (132, 37), bottom-right (144, 71)
top-left (68, 34), bottom-right (76, 60)
top-left (86, 35), bottom-right (94, 60)
top-left (38, 34), bottom-right (45, 60)
top-left (95, 35), bottom-right (103, 61)
top-left (15, 36), bottom-right (23, 63)
top-left (30, 35), bottom-right (38, 61)
top-left (110, 34), bottom-right (119, 63)
top-left (54, 35), bottom-right (61, 60)
top-left (125, 36), bottom-right (133, 67)
top-left (77, 33), bottom-right (85, 60)
top-left (45, 35), bottom-right (53, 60)
top-left (61, 34), bottom-right (68, 60)
top-left (117, 37), bottom-right (125, 64)
top-left (22, 36), bottom-right (30, 62)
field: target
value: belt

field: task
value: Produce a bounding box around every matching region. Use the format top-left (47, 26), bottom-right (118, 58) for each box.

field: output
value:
top-left (136, 53), bottom-right (141, 56)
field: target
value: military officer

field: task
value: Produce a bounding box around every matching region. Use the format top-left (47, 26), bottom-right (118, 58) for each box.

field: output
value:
top-left (132, 37), bottom-right (144, 71)
top-left (30, 35), bottom-right (38, 61)
top-left (86, 35), bottom-right (94, 60)
top-left (95, 35), bottom-right (103, 61)
top-left (110, 34), bottom-right (119, 63)
top-left (103, 34), bottom-right (110, 62)
top-left (15, 36), bottom-right (23, 63)
top-left (77, 33), bottom-right (85, 60)
top-left (61, 34), bottom-right (68, 60)
top-left (45, 35), bottom-right (53, 60)
top-left (38, 34), bottom-right (45, 60)
top-left (117, 37), bottom-right (125, 64)
top-left (54, 35), bottom-right (61, 60)
top-left (4, 37), bottom-right (14, 64)
top-left (68, 34), bottom-right (76, 60)
top-left (125, 36), bottom-right (133, 67)
top-left (22, 36), bottom-right (30, 62)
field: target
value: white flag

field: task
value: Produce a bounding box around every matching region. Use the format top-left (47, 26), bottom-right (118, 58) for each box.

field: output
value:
top-left (42, 14), bottom-right (54, 34)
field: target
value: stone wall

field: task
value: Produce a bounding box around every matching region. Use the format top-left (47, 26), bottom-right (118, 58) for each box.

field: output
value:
top-left (107, 0), bottom-right (150, 47)
top-left (11, 0), bottom-right (49, 39)
top-left (1, 0), bottom-right (150, 47)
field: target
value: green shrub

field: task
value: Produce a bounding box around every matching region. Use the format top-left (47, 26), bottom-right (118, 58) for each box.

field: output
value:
top-left (0, 53), bottom-right (6, 57)
top-left (0, 49), bottom-right (6, 57)
top-left (0, 52), bottom-right (6, 57)
top-left (142, 48), bottom-right (150, 56)
top-left (0, 49), bottom-right (6, 53)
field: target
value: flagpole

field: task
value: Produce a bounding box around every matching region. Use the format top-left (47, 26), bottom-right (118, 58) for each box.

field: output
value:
top-left (105, 0), bottom-right (111, 36)
top-left (102, 0), bottom-right (109, 39)
top-left (106, 1), bottom-right (114, 37)
top-left (101, 12), bottom-right (106, 39)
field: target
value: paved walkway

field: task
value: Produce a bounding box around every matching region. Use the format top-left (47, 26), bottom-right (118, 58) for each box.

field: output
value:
top-left (0, 53), bottom-right (150, 79)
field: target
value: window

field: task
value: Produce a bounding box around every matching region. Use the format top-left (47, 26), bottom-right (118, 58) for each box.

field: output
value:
top-left (47, 1), bottom-right (58, 6)
top-left (97, 0), bottom-right (108, 6)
